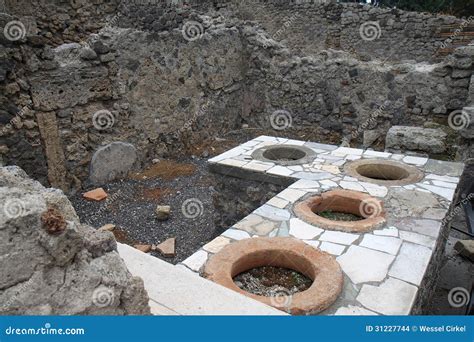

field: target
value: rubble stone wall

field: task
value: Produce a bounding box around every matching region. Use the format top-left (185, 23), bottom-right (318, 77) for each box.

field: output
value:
top-left (0, 0), bottom-right (473, 191)
top-left (226, 1), bottom-right (468, 63)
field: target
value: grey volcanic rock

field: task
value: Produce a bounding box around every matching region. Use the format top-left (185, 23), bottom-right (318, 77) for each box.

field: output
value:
top-left (0, 166), bottom-right (150, 315)
top-left (90, 142), bottom-right (137, 185)
top-left (385, 126), bottom-right (448, 154)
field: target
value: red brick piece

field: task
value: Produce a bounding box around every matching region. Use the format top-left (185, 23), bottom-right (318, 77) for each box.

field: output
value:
top-left (83, 188), bottom-right (108, 201)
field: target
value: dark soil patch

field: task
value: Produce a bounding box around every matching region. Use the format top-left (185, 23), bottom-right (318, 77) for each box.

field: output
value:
top-left (318, 210), bottom-right (363, 221)
top-left (129, 160), bottom-right (196, 181)
top-left (70, 158), bottom-right (223, 264)
top-left (139, 187), bottom-right (173, 201)
top-left (112, 228), bottom-right (139, 246)
top-left (234, 266), bottom-right (312, 296)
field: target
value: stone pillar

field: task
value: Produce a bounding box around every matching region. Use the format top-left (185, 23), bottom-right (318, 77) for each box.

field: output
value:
top-left (36, 112), bottom-right (69, 192)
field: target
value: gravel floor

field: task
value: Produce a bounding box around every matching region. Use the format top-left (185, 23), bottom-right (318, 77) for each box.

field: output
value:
top-left (71, 157), bottom-right (226, 264)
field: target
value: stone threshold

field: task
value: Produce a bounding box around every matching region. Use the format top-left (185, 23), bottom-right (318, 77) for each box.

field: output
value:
top-left (117, 243), bottom-right (286, 315)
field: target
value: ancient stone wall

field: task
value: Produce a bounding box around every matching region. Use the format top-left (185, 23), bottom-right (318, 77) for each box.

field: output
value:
top-left (243, 30), bottom-right (474, 150)
top-left (0, 0), bottom-right (473, 191)
top-left (1, 9), bottom-right (245, 189)
top-left (226, 1), bottom-right (468, 63)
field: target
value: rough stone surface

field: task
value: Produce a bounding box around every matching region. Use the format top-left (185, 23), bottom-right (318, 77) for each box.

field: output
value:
top-left (90, 142), bottom-right (137, 185)
top-left (385, 126), bottom-right (448, 154)
top-left (357, 277), bottom-right (418, 315)
top-left (337, 245), bottom-right (395, 284)
top-left (454, 240), bottom-right (474, 262)
top-left (2, 1), bottom-right (473, 191)
top-left (155, 205), bottom-right (171, 221)
top-left (0, 166), bottom-right (150, 315)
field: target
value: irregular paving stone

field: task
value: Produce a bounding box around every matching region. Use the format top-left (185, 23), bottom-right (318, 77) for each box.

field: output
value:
top-left (424, 159), bottom-right (465, 177)
top-left (332, 147), bottom-right (363, 156)
top-left (417, 183), bottom-right (455, 200)
top-left (319, 242), bottom-right (346, 256)
top-left (90, 142), bottom-right (137, 185)
top-left (422, 208), bottom-right (449, 220)
top-left (339, 181), bottom-right (365, 192)
top-left (359, 234), bottom-right (402, 255)
top-left (203, 236), bottom-right (231, 254)
top-left (277, 188), bottom-right (306, 202)
top-left (253, 221), bottom-right (278, 235)
top-left (220, 159), bottom-right (248, 167)
top-left (156, 238), bottom-right (176, 257)
top-left (399, 230), bottom-right (436, 248)
top-left (234, 214), bottom-right (264, 229)
top-left (396, 218), bottom-right (442, 238)
top-left (83, 187), bottom-right (108, 201)
top-left (373, 226), bottom-right (399, 237)
top-left (319, 231), bottom-right (359, 245)
top-left (289, 218), bottom-right (324, 240)
top-left (402, 156), bottom-right (428, 166)
top-left (293, 171), bottom-right (333, 181)
top-left (359, 182), bottom-right (388, 197)
top-left (337, 245), bottom-right (395, 284)
top-left (388, 242), bottom-right (432, 285)
top-left (242, 160), bottom-right (274, 172)
top-left (182, 250), bottom-right (208, 272)
top-left (253, 205), bottom-right (291, 221)
top-left (386, 188), bottom-right (440, 218)
top-left (363, 150), bottom-right (391, 158)
top-left (290, 179), bottom-right (320, 189)
top-left (266, 165), bottom-right (293, 177)
top-left (357, 277), bottom-right (418, 315)
top-left (222, 229), bottom-right (251, 241)
top-left (267, 196), bottom-right (289, 209)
